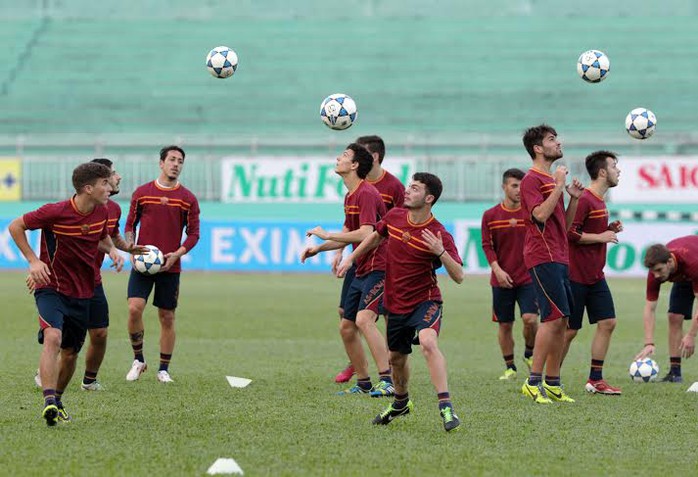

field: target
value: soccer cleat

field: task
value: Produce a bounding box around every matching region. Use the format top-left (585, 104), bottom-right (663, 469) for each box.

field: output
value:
top-left (337, 384), bottom-right (371, 395)
top-left (440, 406), bottom-right (461, 432)
top-left (372, 399), bottom-right (414, 425)
top-left (499, 368), bottom-right (517, 380)
top-left (585, 379), bottom-right (621, 395)
top-left (660, 373), bottom-right (683, 383)
top-left (523, 356), bottom-right (533, 372)
top-left (42, 404), bottom-right (59, 427)
top-left (156, 370), bottom-right (174, 383)
top-left (521, 379), bottom-right (552, 404)
top-left (57, 405), bottom-right (72, 422)
top-left (543, 382), bottom-right (575, 403)
top-left (126, 360), bottom-right (147, 381)
top-left (81, 380), bottom-right (105, 391)
top-left (34, 369), bottom-right (42, 388)
top-left (334, 364), bottom-right (355, 383)
top-left (369, 380), bottom-right (395, 397)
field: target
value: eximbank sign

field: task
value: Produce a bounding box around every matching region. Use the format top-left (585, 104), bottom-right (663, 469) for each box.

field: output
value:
top-left (221, 157), bottom-right (416, 202)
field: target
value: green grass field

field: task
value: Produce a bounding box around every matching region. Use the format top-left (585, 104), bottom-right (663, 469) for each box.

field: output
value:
top-left (1, 271), bottom-right (697, 476)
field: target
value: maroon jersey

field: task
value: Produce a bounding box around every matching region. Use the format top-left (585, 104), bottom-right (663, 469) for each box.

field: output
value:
top-left (481, 203), bottom-right (530, 286)
top-left (125, 181), bottom-right (200, 274)
top-left (376, 208), bottom-right (462, 315)
top-left (520, 168), bottom-right (568, 269)
top-left (568, 189), bottom-right (609, 284)
top-left (646, 236), bottom-right (698, 301)
top-left (23, 197), bottom-right (109, 299)
top-left (367, 169), bottom-right (405, 210)
top-left (343, 180), bottom-right (387, 277)
top-left (94, 199), bottom-right (122, 286)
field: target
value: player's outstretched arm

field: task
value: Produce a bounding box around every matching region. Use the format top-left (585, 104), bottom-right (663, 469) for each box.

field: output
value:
top-left (337, 231), bottom-right (383, 277)
top-left (307, 224), bottom-right (375, 244)
top-left (635, 299), bottom-right (658, 360)
top-left (8, 217), bottom-right (50, 285)
top-left (112, 232), bottom-right (149, 255)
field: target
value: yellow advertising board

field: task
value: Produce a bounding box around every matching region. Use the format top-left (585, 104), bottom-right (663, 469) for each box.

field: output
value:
top-left (0, 158), bottom-right (21, 201)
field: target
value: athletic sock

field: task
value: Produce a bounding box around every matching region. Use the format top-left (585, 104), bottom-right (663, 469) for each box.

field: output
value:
top-left (670, 356), bottom-right (682, 376)
top-left (378, 369), bottom-right (392, 384)
top-left (357, 377), bottom-right (372, 391)
top-left (545, 375), bottom-right (561, 387)
top-left (83, 370), bottom-right (97, 385)
top-left (503, 354), bottom-right (516, 371)
top-left (528, 372), bottom-right (542, 386)
top-left (43, 389), bottom-right (56, 407)
top-left (524, 346), bottom-right (534, 359)
top-left (589, 359), bottom-right (604, 381)
top-left (159, 353), bottom-right (172, 372)
top-left (130, 330), bottom-right (145, 363)
top-left (393, 393), bottom-right (409, 409)
top-left (437, 392), bottom-right (452, 410)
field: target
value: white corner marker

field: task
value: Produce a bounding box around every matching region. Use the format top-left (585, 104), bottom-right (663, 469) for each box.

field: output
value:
top-left (226, 376), bottom-right (252, 388)
top-left (207, 458), bottom-right (244, 475)
top-left (687, 382), bottom-right (698, 393)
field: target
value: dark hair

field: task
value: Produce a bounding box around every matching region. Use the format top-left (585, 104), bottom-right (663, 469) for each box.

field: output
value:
top-left (160, 145), bottom-right (186, 162)
top-left (644, 244), bottom-right (672, 268)
top-left (585, 150), bottom-right (617, 180)
top-left (91, 158), bottom-right (113, 169)
top-left (346, 143), bottom-right (373, 179)
top-left (356, 135), bottom-right (385, 164)
top-left (522, 124), bottom-right (557, 159)
top-left (72, 162), bottom-right (112, 193)
top-left (502, 168), bottom-right (525, 183)
top-left (412, 172), bottom-right (443, 205)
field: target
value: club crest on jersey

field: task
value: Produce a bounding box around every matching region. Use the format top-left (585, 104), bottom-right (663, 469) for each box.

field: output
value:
top-left (401, 231), bottom-right (411, 242)
top-left (509, 218), bottom-right (518, 227)
top-left (81, 224), bottom-right (90, 235)
top-left (160, 197), bottom-right (169, 205)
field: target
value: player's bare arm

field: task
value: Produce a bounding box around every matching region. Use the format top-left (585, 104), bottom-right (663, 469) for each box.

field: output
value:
top-left (679, 295), bottom-right (698, 358)
top-left (422, 229), bottom-right (464, 284)
top-left (8, 217), bottom-right (51, 285)
top-left (530, 167), bottom-right (566, 223)
top-left (112, 232), bottom-right (149, 255)
top-left (577, 230), bottom-right (618, 245)
top-left (336, 231), bottom-right (383, 277)
top-left (564, 177), bottom-right (584, 228)
top-left (99, 235), bottom-right (124, 272)
top-left (330, 226), bottom-right (350, 274)
top-left (300, 240), bottom-right (346, 264)
top-left (161, 246), bottom-right (187, 273)
top-left (635, 299), bottom-right (658, 360)
top-left (306, 224), bottom-right (375, 244)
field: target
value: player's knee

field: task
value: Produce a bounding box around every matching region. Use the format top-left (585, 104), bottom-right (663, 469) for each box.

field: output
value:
top-left (599, 318), bottom-right (616, 333)
top-left (418, 331), bottom-right (439, 356)
top-left (61, 347), bottom-right (78, 364)
top-left (355, 313), bottom-right (377, 332)
top-left (390, 351), bottom-right (406, 368)
top-left (522, 314), bottom-right (538, 327)
top-left (90, 327), bottom-right (108, 345)
top-left (128, 300), bottom-right (145, 318)
top-left (668, 313), bottom-right (685, 326)
top-left (42, 328), bottom-right (62, 350)
top-left (566, 328), bottom-right (579, 342)
top-left (158, 310), bottom-right (175, 327)
top-left (499, 322), bottom-right (514, 333)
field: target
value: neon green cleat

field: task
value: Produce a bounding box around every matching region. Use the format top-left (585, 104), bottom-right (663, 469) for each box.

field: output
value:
top-left (499, 368), bottom-right (517, 380)
top-left (57, 405), bottom-right (72, 422)
top-left (440, 406), bottom-right (461, 432)
top-left (369, 380), bottom-right (395, 397)
top-left (521, 379), bottom-right (552, 404)
top-left (337, 384), bottom-right (371, 396)
top-left (543, 382), bottom-right (575, 403)
top-left (523, 356), bottom-right (533, 372)
top-left (42, 404), bottom-right (58, 426)
top-left (372, 399), bottom-right (414, 425)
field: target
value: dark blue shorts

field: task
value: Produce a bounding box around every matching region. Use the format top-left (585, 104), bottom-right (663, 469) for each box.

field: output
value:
top-left (88, 283), bottom-right (109, 329)
top-left (127, 270), bottom-right (180, 310)
top-left (387, 301), bottom-right (443, 355)
top-left (491, 283), bottom-right (538, 323)
top-left (35, 288), bottom-right (90, 353)
top-left (338, 264), bottom-right (357, 313)
top-left (343, 271), bottom-right (385, 322)
top-left (668, 281), bottom-right (694, 320)
top-left (529, 263), bottom-right (573, 322)
top-left (569, 279), bottom-right (616, 330)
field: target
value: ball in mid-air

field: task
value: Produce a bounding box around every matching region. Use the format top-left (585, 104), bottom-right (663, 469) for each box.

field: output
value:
top-left (320, 93), bottom-right (357, 130)
top-left (625, 108), bottom-right (657, 140)
top-left (577, 49), bottom-right (610, 83)
top-left (206, 46), bottom-right (238, 79)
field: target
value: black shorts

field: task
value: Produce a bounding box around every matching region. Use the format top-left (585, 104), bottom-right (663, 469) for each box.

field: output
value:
top-left (529, 263), bottom-right (573, 322)
top-left (88, 283), bottom-right (109, 329)
top-left (35, 288), bottom-right (90, 353)
top-left (127, 270), bottom-right (180, 310)
top-left (387, 301), bottom-right (442, 355)
top-left (338, 264), bottom-right (357, 311)
top-left (343, 271), bottom-right (385, 321)
top-left (569, 279), bottom-right (616, 330)
top-left (668, 281), bottom-right (694, 320)
top-left (491, 283), bottom-right (538, 323)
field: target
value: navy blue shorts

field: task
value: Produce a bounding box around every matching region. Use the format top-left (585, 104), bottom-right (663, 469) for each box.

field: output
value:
top-left (569, 279), bottom-right (616, 330)
top-left (88, 283), bottom-right (109, 329)
top-left (387, 301), bottom-right (443, 355)
top-left (127, 270), bottom-right (180, 310)
top-left (491, 283), bottom-right (538, 323)
top-left (35, 288), bottom-right (90, 353)
top-left (338, 264), bottom-right (357, 312)
top-left (529, 263), bottom-right (573, 322)
top-left (343, 271), bottom-right (385, 321)
top-left (668, 281), bottom-right (694, 320)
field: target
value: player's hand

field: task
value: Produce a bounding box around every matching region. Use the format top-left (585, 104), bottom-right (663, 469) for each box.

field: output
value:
top-left (306, 226), bottom-right (329, 241)
top-left (494, 269), bottom-right (514, 288)
top-left (127, 243), bottom-right (150, 255)
top-left (331, 250), bottom-right (343, 275)
top-left (634, 344), bottom-right (656, 360)
top-left (565, 178), bottom-right (584, 198)
top-left (553, 166), bottom-right (568, 188)
top-left (598, 230), bottom-right (618, 244)
top-left (680, 334), bottom-right (695, 358)
top-left (300, 246), bottom-right (319, 264)
top-left (26, 274), bottom-right (37, 294)
top-left (421, 229), bottom-right (445, 256)
top-left (160, 252), bottom-right (180, 272)
top-left (29, 260), bottom-right (51, 286)
top-left (608, 220), bottom-right (624, 233)
top-left (108, 249), bottom-right (124, 272)
top-left (336, 257), bottom-right (354, 278)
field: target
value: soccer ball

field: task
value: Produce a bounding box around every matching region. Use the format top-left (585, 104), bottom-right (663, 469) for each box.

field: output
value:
top-left (320, 93), bottom-right (357, 130)
top-left (629, 358), bottom-right (659, 383)
top-left (133, 245), bottom-right (164, 275)
top-left (577, 50), bottom-right (610, 83)
top-left (206, 46), bottom-right (238, 79)
top-left (625, 108), bottom-right (657, 140)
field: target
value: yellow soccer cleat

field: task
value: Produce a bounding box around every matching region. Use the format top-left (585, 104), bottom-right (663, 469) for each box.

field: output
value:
top-left (499, 368), bottom-right (517, 380)
top-left (542, 382), bottom-right (575, 403)
top-left (521, 379), bottom-right (552, 404)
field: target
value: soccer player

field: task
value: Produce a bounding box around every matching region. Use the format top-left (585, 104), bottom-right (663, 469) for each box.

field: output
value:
top-left (331, 135), bottom-right (405, 384)
top-left (635, 236), bottom-right (698, 382)
top-left (519, 124), bottom-right (584, 404)
top-left (8, 162), bottom-right (120, 425)
top-left (124, 145), bottom-right (201, 383)
top-left (564, 151), bottom-right (623, 395)
top-left (337, 172), bottom-right (464, 432)
top-left (301, 143), bottom-right (393, 397)
top-left (481, 168), bottom-right (538, 380)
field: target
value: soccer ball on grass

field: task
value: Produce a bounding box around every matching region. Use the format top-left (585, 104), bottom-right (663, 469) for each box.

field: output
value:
top-left (629, 358), bottom-right (659, 383)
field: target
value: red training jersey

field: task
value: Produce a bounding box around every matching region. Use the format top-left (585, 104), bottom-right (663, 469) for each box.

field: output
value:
top-left (376, 208), bottom-right (462, 315)
top-left (23, 197), bottom-right (109, 299)
top-left (646, 236), bottom-right (698, 301)
top-left (94, 199), bottom-right (122, 286)
top-left (480, 203), bottom-right (530, 287)
top-left (568, 189), bottom-right (609, 285)
top-left (367, 169), bottom-right (405, 210)
top-left (520, 168), bottom-right (569, 269)
top-left (344, 180), bottom-right (387, 277)
top-left (125, 180), bottom-right (200, 274)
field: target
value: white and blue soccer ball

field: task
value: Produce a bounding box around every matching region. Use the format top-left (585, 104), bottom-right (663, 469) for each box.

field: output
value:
top-left (625, 108), bottom-right (657, 140)
top-left (577, 50), bottom-right (610, 83)
top-left (133, 245), bottom-right (164, 275)
top-left (320, 93), bottom-right (357, 130)
top-left (629, 358), bottom-right (659, 383)
top-left (206, 46), bottom-right (238, 79)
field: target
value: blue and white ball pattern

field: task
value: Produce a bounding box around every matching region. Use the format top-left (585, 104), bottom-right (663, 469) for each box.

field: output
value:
top-left (320, 93), bottom-right (358, 130)
top-left (577, 50), bottom-right (610, 83)
top-left (133, 245), bottom-right (164, 275)
top-left (629, 358), bottom-right (659, 383)
top-left (625, 108), bottom-right (657, 140)
top-left (206, 46), bottom-right (238, 79)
